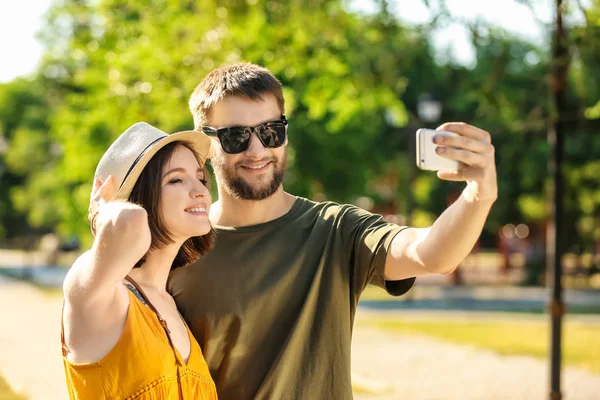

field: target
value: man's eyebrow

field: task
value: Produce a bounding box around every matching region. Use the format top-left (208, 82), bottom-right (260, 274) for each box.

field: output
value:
top-left (162, 167), bottom-right (203, 178)
top-left (217, 115), bottom-right (282, 129)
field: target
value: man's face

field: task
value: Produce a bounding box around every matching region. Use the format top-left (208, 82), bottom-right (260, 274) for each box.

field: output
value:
top-left (208, 94), bottom-right (287, 201)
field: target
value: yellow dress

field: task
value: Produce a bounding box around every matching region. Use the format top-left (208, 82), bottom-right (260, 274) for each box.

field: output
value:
top-left (61, 277), bottom-right (217, 399)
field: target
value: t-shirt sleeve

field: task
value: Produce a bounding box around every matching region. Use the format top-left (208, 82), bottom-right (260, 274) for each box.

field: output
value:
top-left (341, 205), bottom-right (416, 298)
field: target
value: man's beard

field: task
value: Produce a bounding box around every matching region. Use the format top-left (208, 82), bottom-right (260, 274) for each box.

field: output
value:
top-left (212, 153), bottom-right (287, 201)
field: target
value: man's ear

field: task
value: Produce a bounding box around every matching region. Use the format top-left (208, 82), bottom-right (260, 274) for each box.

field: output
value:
top-left (92, 177), bottom-right (103, 194)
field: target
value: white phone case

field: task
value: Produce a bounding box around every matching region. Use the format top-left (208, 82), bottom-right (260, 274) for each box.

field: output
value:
top-left (416, 129), bottom-right (460, 171)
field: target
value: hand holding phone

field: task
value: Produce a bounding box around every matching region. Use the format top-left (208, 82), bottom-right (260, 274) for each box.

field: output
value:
top-left (416, 128), bottom-right (460, 171)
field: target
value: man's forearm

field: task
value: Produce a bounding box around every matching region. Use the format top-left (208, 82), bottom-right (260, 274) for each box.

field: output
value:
top-left (385, 122), bottom-right (498, 280)
top-left (418, 184), bottom-right (495, 274)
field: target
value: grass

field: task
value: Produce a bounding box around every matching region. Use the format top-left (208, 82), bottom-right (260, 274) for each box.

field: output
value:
top-left (361, 285), bottom-right (414, 301)
top-left (362, 317), bottom-right (600, 375)
top-left (351, 377), bottom-right (394, 396)
top-left (36, 286), bottom-right (63, 297)
top-left (0, 375), bottom-right (26, 400)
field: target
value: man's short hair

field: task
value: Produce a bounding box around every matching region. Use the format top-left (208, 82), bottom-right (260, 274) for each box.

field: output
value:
top-left (189, 62), bottom-right (285, 130)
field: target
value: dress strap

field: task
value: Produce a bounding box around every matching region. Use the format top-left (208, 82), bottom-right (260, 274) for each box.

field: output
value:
top-left (123, 275), bottom-right (182, 367)
top-left (124, 281), bottom-right (148, 306)
top-left (124, 275), bottom-right (185, 398)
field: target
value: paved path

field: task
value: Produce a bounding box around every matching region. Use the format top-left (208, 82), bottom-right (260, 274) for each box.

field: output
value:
top-left (1, 275), bottom-right (599, 400)
top-left (351, 310), bottom-right (600, 400)
top-left (0, 275), bottom-right (66, 400)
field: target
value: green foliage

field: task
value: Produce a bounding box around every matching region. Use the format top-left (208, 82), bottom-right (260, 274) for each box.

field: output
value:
top-left (4, 0), bottom-right (425, 245)
top-left (0, 78), bottom-right (54, 239)
top-left (0, 0), bottom-right (598, 257)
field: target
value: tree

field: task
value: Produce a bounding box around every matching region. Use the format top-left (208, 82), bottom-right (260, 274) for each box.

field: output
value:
top-left (0, 78), bottom-right (54, 240)
top-left (3, 0), bottom-right (598, 259)
top-left (10, 0), bottom-right (433, 245)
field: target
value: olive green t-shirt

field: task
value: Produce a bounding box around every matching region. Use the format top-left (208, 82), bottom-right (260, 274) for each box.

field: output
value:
top-left (167, 197), bottom-right (415, 400)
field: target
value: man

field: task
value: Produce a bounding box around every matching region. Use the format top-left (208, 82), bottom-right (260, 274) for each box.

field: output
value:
top-left (92, 62), bottom-right (496, 399)
top-left (164, 62), bottom-right (497, 399)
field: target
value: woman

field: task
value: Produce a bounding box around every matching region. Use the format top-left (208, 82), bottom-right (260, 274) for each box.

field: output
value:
top-left (61, 122), bottom-right (218, 399)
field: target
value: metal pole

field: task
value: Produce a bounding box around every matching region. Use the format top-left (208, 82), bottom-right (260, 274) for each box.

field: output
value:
top-left (406, 121), bottom-right (416, 226)
top-left (548, 0), bottom-right (567, 399)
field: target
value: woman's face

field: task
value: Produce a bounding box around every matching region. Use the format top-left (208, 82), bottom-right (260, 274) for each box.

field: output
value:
top-left (160, 145), bottom-right (211, 242)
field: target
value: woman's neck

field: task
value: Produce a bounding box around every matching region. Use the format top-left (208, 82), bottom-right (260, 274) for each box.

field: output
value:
top-left (126, 243), bottom-right (181, 293)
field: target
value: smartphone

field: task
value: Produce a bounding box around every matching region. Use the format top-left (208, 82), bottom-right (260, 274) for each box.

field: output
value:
top-left (416, 128), bottom-right (460, 171)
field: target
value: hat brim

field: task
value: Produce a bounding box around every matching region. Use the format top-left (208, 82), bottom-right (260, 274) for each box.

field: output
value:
top-left (114, 130), bottom-right (211, 201)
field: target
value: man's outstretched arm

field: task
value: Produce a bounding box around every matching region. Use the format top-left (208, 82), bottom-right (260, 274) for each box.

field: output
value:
top-left (384, 122), bottom-right (498, 281)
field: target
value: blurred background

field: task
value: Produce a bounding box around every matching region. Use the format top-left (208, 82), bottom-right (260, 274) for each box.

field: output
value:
top-left (0, 0), bottom-right (599, 399)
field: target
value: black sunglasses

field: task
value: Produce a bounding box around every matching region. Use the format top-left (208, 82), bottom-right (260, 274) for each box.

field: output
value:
top-left (201, 116), bottom-right (288, 154)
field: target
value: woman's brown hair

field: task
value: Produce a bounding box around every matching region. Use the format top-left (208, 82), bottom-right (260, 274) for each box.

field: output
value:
top-left (128, 141), bottom-right (215, 270)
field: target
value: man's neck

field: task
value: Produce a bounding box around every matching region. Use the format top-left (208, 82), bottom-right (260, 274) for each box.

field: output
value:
top-left (210, 186), bottom-right (296, 227)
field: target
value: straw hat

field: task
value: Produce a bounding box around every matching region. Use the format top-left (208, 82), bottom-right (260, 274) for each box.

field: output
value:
top-left (94, 122), bottom-right (212, 201)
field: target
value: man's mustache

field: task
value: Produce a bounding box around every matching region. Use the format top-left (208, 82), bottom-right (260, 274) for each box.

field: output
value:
top-left (235, 158), bottom-right (277, 168)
